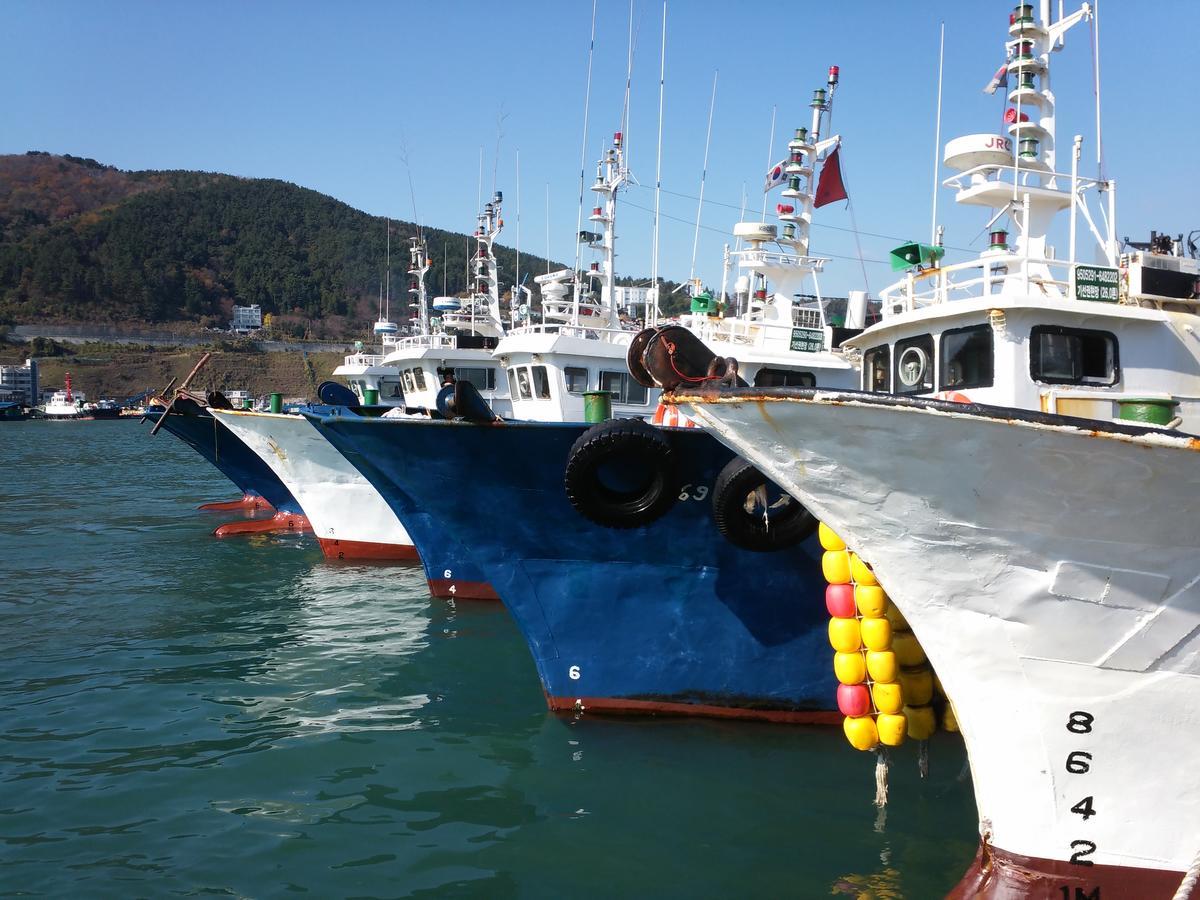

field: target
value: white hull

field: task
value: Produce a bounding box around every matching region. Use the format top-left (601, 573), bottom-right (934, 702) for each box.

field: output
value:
top-left (211, 410), bottom-right (416, 561)
top-left (681, 390), bottom-right (1200, 887)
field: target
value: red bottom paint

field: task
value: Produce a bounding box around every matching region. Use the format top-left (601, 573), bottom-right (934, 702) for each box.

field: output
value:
top-left (317, 537), bottom-right (420, 561)
top-left (213, 512), bottom-right (311, 537)
top-left (427, 578), bottom-right (501, 601)
top-left (198, 493), bottom-right (274, 512)
top-left (949, 841), bottom-right (1192, 899)
top-left (547, 694), bottom-right (843, 725)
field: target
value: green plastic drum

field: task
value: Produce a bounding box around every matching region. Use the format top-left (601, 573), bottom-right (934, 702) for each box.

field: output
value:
top-left (1117, 397), bottom-right (1177, 427)
top-left (362, 388), bottom-right (379, 406)
top-left (583, 390), bottom-right (613, 424)
top-left (269, 392), bottom-right (282, 414)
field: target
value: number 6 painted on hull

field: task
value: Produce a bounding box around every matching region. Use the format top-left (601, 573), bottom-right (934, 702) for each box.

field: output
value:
top-left (568, 666), bottom-right (581, 680)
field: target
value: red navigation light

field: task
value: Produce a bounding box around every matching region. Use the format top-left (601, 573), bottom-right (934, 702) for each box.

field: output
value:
top-left (828, 65), bottom-right (839, 84)
top-left (613, 131), bottom-right (623, 146)
top-left (777, 204), bottom-right (795, 215)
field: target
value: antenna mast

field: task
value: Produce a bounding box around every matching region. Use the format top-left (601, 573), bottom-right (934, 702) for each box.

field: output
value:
top-left (689, 69), bottom-right (718, 295)
top-left (650, 0), bottom-right (667, 325)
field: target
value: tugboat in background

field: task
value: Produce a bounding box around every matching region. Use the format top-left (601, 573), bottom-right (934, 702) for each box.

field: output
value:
top-left (41, 373), bottom-right (87, 420)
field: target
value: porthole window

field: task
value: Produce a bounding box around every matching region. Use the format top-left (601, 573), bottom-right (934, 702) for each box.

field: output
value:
top-left (941, 325), bottom-right (994, 389)
top-left (893, 335), bottom-right (934, 394)
top-left (863, 346), bottom-right (890, 393)
top-left (1030, 325), bottom-right (1119, 386)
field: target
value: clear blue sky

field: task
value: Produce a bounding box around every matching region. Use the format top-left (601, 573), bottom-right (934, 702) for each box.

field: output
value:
top-left (6, 0), bottom-right (1198, 297)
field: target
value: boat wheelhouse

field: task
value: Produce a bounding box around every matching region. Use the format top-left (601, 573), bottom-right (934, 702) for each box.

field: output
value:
top-left (374, 198), bottom-right (513, 417)
top-left (843, 10), bottom-right (1199, 425)
top-left (494, 131), bottom-right (653, 422)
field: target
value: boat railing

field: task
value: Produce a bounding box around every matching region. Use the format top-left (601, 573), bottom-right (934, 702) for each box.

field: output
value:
top-left (733, 248), bottom-right (827, 273)
top-left (340, 352), bottom-right (384, 367)
top-left (506, 322), bottom-right (635, 344)
top-left (942, 162), bottom-right (1106, 196)
top-left (880, 255), bottom-right (1076, 316)
top-left (391, 333), bottom-right (460, 351)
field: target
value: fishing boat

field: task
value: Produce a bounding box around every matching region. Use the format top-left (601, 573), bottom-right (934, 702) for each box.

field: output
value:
top-left (0, 401), bottom-right (32, 422)
top-left (41, 374), bottom-right (86, 419)
top-left (209, 400), bottom-right (417, 561)
top-left (86, 399), bottom-right (123, 420)
top-left (307, 72), bottom-right (866, 719)
top-left (647, 3), bottom-right (1200, 893)
top-left (144, 356), bottom-right (310, 532)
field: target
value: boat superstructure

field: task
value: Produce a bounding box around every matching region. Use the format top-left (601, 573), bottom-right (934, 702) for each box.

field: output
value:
top-left (672, 67), bottom-right (857, 391)
top-left (375, 198), bottom-right (512, 417)
top-left (495, 131), bottom-right (656, 422)
top-left (658, 2), bottom-right (1200, 894)
top-left (839, 2), bottom-right (1200, 424)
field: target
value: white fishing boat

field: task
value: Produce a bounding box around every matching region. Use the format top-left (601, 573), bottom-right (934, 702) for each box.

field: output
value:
top-left (210, 406), bottom-right (417, 562)
top-left (41, 374), bottom-right (85, 419)
top-left (653, 2), bottom-right (1200, 895)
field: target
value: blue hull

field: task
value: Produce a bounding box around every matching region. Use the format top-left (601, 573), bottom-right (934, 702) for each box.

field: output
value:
top-left (145, 406), bottom-right (304, 516)
top-left (304, 410), bottom-right (494, 599)
top-left (314, 415), bottom-right (837, 722)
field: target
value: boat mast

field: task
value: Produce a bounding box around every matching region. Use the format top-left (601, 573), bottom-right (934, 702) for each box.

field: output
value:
top-left (408, 236), bottom-right (430, 336)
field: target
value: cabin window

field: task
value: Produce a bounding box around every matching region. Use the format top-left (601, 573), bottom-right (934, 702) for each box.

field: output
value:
top-left (754, 368), bottom-right (816, 388)
top-left (564, 366), bottom-right (589, 394)
top-left (514, 366), bottom-right (533, 400)
top-left (1030, 325), bottom-right (1119, 386)
top-left (894, 335), bottom-right (935, 394)
top-left (453, 367), bottom-right (496, 391)
top-left (402, 370), bottom-right (415, 393)
top-left (941, 325), bottom-right (994, 390)
top-left (600, 370), bottom-right (648, 405)
top-left (863, 346), bottom-right (890, 392)
top-left (413, 367), bottom-right (427, 391)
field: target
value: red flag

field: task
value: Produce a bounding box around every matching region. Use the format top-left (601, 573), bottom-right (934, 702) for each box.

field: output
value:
top-left (814, 146), bottom-right (848, 208)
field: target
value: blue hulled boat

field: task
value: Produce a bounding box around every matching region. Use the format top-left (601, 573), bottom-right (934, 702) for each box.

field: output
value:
top-left (145, 397), bottom-right (308, 530)
top-left (313, 412), bottom-right (837, 723)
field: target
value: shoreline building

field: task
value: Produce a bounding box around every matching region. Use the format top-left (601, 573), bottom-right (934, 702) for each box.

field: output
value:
top-left (0, 358), bottom-right (39, 405)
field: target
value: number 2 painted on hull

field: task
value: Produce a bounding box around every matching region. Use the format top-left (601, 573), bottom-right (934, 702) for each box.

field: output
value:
top-left (1062, 708), bottom-right (1098, 900)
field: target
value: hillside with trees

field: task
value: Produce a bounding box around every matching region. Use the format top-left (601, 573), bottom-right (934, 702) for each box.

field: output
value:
top-left (0, 152), bottom-right (597, 338)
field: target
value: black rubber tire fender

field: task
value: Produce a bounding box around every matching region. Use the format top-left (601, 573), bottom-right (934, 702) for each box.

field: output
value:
top-left (711, 457), bottom-right (817, 551)
top-left (564, 418), bottom-right (680, 528)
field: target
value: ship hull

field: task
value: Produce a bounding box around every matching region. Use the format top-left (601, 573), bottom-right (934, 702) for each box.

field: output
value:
top-left (144, 402), bottom-right (305, 517)
top-left (210, 409), bottom-right (416, 562)
top-left (677, 388), bottom-right (1200, 893)
top-left (312, 414), bottom-right (838, 722)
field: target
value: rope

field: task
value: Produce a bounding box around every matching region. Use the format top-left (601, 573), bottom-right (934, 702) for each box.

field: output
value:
top-left (874, 746), bottom-right (889, 808)
top-left (918, 739), bottom-right (929, 779)
top-left (1172, 848), bottom-right (1200, 900)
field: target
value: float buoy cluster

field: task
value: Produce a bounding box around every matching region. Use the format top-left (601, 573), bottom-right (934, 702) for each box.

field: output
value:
top-left (819, 522), bottom-right (955, 752)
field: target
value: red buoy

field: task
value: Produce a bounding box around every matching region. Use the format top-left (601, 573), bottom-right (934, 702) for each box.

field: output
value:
top-left (837, 683), bottom-right (872, 718)
top-left (826, 583), bottom-right (857, 618)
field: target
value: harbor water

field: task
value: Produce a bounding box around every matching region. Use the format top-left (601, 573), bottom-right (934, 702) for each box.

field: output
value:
top-left (0, 421), bottom-right (978, 897)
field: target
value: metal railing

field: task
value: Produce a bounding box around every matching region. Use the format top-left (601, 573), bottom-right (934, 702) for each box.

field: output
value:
top-left (880, 256), bottom-right (1075, 316)
top-left (505, 322), bottom-right (636, 344)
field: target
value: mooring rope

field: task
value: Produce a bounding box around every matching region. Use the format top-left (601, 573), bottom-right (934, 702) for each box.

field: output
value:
top-left (1172, 846), bottom-right (1200, 900)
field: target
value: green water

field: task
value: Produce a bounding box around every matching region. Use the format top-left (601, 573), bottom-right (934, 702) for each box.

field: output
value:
top-left (0, 421), bottom-right (978, 897)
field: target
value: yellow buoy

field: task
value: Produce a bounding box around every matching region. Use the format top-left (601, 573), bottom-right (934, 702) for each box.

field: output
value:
top-left (818, 522), bottom-right (846, 552)
top-left (899, 667), bottom-right (934, 705)
top-left (828, 617), bottom-right (862, 653)
top-left (834, 651), bottom-right (867, 685)
top-left (843, 715), bottom-right (878, 751)
top-left (876, 712), bottom-right (908, 747)
top-left (854, 584), bottom-right (888, 618)
top-left (884, 601), bottom-right (911, 631)
top-left (892, 631), bottom-right (928, 667)
top-left (860, 616), bottom-right (893, 652)
top-left (821, 550), bottom-right (851, 585)
top-left (849, 553), bottom-right (878, 586)
top-left (905, 704), bottom-right (937, 740)
top-left (865, 650), bottom-right (898, 684)
top-left (942, 702), bottom-right (959, 733)
top-left (871, 680), bottom-right (904, 715)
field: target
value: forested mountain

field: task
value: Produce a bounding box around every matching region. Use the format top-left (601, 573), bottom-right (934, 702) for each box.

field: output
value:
top-left (0, 152), bottom-right (581, 337)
